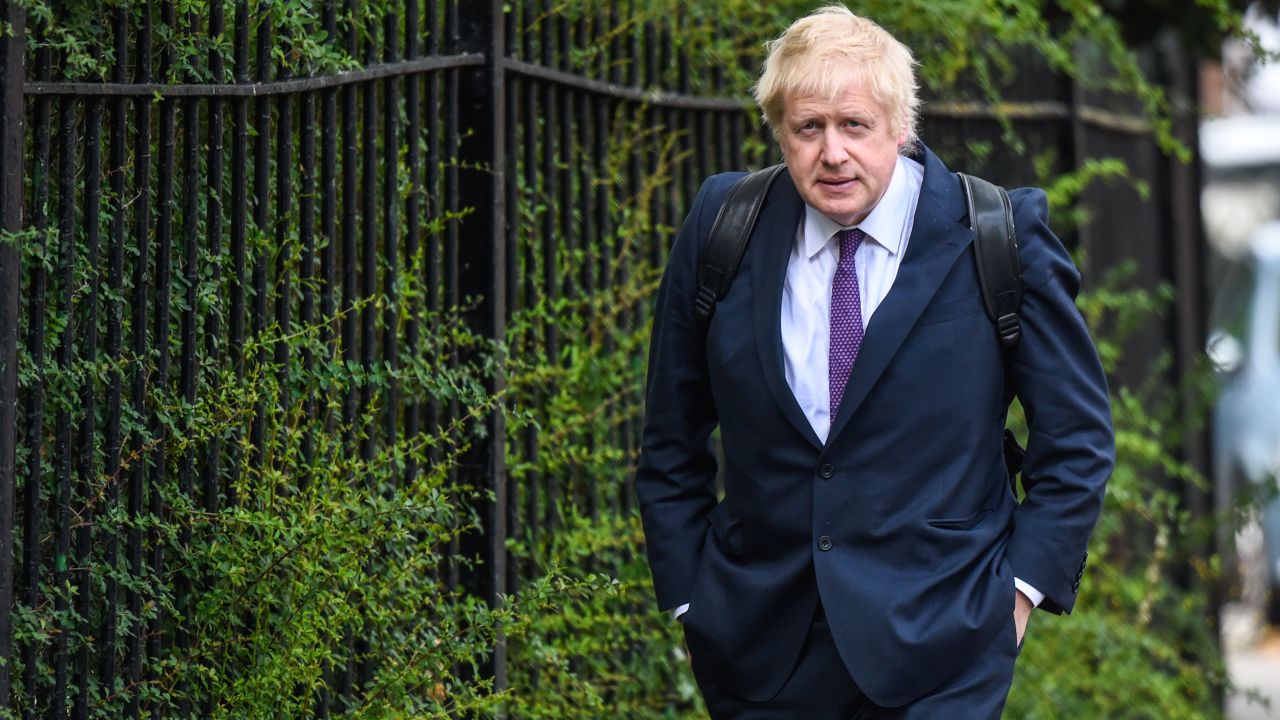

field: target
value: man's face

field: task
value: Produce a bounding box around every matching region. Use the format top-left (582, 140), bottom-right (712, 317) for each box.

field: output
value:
top-left (777, 77), bottom-right (907, 226)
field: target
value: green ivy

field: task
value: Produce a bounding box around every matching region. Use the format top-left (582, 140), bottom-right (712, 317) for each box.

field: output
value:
top-left (9, 0), bottom-right (1262, 717)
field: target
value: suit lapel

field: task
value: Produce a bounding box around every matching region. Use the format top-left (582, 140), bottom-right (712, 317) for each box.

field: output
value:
top-left (826, 148), bottom-right (974, 443)
top-left (750, 172), bottom-right (824, 450)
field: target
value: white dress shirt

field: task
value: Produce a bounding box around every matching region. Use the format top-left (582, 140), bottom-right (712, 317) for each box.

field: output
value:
top-left (675, 155), bottom-right (1042, 619)
top-left (781, 154), bottom-right (923, 445)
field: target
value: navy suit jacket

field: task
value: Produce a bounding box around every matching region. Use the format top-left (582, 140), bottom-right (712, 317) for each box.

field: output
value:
top-left (635, 144), bottom-right (1114, 706)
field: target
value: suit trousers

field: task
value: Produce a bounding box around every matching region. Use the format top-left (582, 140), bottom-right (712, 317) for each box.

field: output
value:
top-left (693, 603), bottom-right (1020, 720)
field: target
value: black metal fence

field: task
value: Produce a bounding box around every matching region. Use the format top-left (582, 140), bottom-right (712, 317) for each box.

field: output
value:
top-left (0, 0), bottom-right (1206, 715)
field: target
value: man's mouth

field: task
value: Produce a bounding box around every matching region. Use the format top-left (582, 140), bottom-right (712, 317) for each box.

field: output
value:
top-left (818, 177), bottom-right (857, 191)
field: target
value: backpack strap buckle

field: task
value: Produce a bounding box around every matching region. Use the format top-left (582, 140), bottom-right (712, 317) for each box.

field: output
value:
top-left (996, 312), bottom-right (1021, 348)
top-left (693, 284), bottom-right (718, 324)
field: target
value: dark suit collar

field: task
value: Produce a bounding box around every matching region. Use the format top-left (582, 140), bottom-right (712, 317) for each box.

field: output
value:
top-left (825, 144), bottom-right (974, 444)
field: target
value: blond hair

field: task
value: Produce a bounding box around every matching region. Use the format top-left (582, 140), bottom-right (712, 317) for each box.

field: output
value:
top-left (754, 5), bottom-right (919, 147)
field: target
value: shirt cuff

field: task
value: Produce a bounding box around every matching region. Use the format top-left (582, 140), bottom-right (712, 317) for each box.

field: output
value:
top-left (672, 603), bottom-right (690, 621)
top-left (1014, 577), bottom-right (1045, 608)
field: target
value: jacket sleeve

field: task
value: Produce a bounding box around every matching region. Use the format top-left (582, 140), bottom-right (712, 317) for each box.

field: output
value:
top-left (1004, 187), bottom-right (1116, 614)
top-left (635, 174), bottom-right (740, 611)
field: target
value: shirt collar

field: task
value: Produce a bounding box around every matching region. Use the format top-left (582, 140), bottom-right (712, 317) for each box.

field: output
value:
top-left (801, 154), bottom-right (915, 260)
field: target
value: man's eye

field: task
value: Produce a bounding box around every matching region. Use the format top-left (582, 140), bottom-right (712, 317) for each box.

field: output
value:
top-left (845, 120), bottom-right (863, 129)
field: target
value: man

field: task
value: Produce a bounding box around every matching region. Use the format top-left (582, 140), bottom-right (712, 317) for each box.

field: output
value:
top-left (635, 5), bottom-right (1114, 719)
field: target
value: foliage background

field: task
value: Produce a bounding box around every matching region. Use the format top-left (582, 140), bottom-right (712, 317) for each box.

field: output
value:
top-left (8, 0), bottom-right (1259, 717)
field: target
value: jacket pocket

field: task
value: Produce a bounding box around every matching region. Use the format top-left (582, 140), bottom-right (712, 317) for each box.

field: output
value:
top-left (916, 291), bottom-right (982, 327)
top-left (926, 506), bottom-right (995, 531)
top-left (705, 502), bottom-right (745, 557)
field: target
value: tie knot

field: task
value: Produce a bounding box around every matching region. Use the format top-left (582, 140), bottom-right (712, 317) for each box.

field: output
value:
top-left (837, 228), bottom-right (865, 255)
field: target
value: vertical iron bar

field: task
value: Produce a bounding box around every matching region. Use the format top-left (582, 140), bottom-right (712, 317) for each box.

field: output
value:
top-left (658, 19), bottom-right (671, 95)
top-left (645, 13), bottom-right (662, 267)
top-left (609, 2), bottom-right (622, 86)
top-left (542, 105), bottom-right (558, 536)
top-left (622, 0), bottom-right (641, 517)
top-left (539, 3), bottom-right (557, 539)
top-left (662, 105), bottom-right (678, 270)
top-left (174, 41), bottom-right (201, 720)
top-left (443, 1), bottom-right (461, 596)
top-left (383, 5), bottom-right (400, 487)
top-left (250, 7), bottom-right (271, 475)
top-left (354, 9), bottom-right (380, 696)
top-left (677, 10), bottom-right (693, 269)
top-left (97, 4), bottom-right (131, 698)
top-left (294, 17), bottom-right (325, 691)
top-left (676, 3), bottom-right (689, 92)
top-left (125, 2), bottom-right (155, 714)
top-left (316, 9), bottom-right (336, 717)
top-left (645, 15), bottom-right (657, 93)
top-left (204, 0), bottom-right (226, 518)
top-left (577, 86), bottom-right (596, 521)
top-left (551, 79), bottom-right (572, 531)
top-left (644, 102), bottom-right (658, 265)
top-left (730, 111), bottom-right (744, 171)
top-left (504, 73), bottom-right (519, 596)
top-left (457, 0), bottom-right (508, 690)
top-left (594, 8), bottom-right (605, 80)
top-left (0, 0), bottom-right (24, 709)
top-left (338, 0), bottom-right (358, 704)
top-left (50, 89), bottom-right (78, 720)
top-left (300, 86), bottom-right (318, 492)
top-left (424, 0), bottom-right (441, 467)
top-left (626, 0), bottom-right (639, 89)
top-left (596, 97), bottom-right (611, 293)
top-left (229, 0), bottom-right (250, 508)
top-left (402, 0), bottom-right (421, 484)
top-left (521, 74), bottom-right (539, 551)
top-left (505, 0), bottom-right (517, 59)
top-left (72, 88), bottom-right (102, 717)
top-left (657, 14), bottom-right (676, 269)
top-left (295, 44), bottom-right (314, 566)
top-left (20, 29), bottom-right (50, 719)
top-left (275, 37), bottom-right (294, 405)
top-left (149, 2), bottom-right (179, 709)
top-left (696, 111), bottom-right (709, 182)
top-left (292, 69), bottom-right (316, 712)
top-left (340, 0), bottom-right (358, 478)
top-left (360, 33), bottom-right (377, 495)
top-left (577, 89), bottom-right (592, 297)
top-left (557, 9), bottom-right (572, 308)
top-left (519, 0), bottom-right (533, 61)
top-left (717, 111), bottom-right (730, 171)
top-left (319, 0), bottom-right (337, 441)
top-left (595, 95), bottom-right (614, 517)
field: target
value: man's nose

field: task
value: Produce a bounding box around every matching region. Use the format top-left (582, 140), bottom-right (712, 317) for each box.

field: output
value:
top-left (820, 128), bottom-right (847, 165)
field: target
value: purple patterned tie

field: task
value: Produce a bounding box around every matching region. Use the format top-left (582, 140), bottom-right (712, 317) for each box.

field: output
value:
top-left (829, 228), bottom-right (866, 417)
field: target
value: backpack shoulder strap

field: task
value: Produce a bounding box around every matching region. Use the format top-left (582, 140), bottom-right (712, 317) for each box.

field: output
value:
top-left (694, 163), bottom-right (787, 324)
top-left (958, 172), bottom-right (1022, 348)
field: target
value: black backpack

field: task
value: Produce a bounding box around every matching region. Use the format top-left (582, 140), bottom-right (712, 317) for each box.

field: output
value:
top-left (691, 163), bottom-right (1028, 486)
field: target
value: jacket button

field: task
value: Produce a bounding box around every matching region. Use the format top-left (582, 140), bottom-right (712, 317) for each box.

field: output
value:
top-left (818, 536), bottom-right (833, 551)
top-left (819, 464), bottom-right (834, 479)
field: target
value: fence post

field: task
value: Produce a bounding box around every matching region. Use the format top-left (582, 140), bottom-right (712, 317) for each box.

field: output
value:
top-left (0, 0), bottom-right (27, 707)
top-left (456, 0), bottom-right (509, 695)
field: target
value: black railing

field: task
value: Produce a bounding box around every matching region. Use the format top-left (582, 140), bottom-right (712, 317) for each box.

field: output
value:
top-left (0, 1), bottom-right (1205, 716)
